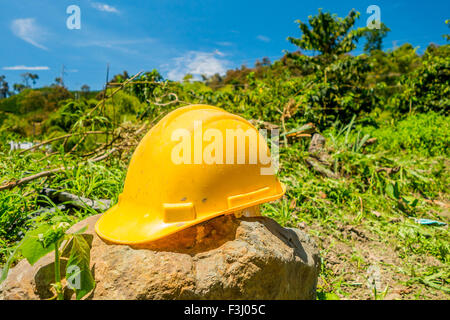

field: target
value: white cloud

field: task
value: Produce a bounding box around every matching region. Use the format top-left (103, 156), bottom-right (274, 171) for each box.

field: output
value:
top-left (73, 37), bottom-right (155, 55)
top-left (167, 51), bottom-right (230, 81)
top-left (91, 2), bottom-right (119, 13)
top-left (213, 49), bottom-right (225, 57)
top-left (3, 65), bottom-right (49, 71)
top-left (256, 35), bottom-right (270, 42)
top-left (216, 41), bottom-right (233, 47)
top-left (77, 37), bottom-right (154, 48)
top-left (11, 18), bottom-right (48, 50)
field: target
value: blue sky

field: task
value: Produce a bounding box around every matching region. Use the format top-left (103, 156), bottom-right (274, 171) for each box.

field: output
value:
top-left (1, 0), bottom-right (449, 90)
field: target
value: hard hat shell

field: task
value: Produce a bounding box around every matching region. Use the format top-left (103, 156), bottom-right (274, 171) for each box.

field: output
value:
top-left (95, 105), bottom-right (285, 244)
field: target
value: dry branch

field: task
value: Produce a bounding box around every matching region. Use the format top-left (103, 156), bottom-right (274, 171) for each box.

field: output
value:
top-left (305, 157), bottom-right (339, 179)
top-left (0, 167), bottom-right (67, 191)
top-left (0, 148), bottom-right (118, 191)
top-left (87, 71), bottom-right (143, 117)
top-left (19, 131), bottom-right (105, 155)
top-left (147, 93), bottom-right (182, 106)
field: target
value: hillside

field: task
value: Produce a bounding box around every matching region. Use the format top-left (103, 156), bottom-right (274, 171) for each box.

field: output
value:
top-left (0, 10), bottom-right (449, 299)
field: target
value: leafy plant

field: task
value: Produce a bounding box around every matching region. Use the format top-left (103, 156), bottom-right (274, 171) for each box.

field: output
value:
top-left (287, 9), bottom-right (364, 58)
top-left (0, 218), bottom-right (95, 300)
top-left (386, 181), bottom-right (419, 215)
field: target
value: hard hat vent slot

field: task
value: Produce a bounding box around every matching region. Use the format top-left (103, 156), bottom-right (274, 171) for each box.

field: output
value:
top-left (163, 202), bottom-right (196, 223)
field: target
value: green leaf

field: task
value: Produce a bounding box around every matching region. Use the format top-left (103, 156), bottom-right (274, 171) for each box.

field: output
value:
top-left (403, 196), bottom-right (418, 207)
top-left (0, 238), bottom-right (25, 284)
top-left (317, 291), bottom-right (340, 300)
top-left (66, 234), bottom-right (95, 300)
top-left (71, 226), bottom-right (88, 235)
top-left (385, 183), bottom-right (395, 199)
top-left (393, 182), bottom-right (400, 199)
top-left (20, 224), bottom-right (56, 265)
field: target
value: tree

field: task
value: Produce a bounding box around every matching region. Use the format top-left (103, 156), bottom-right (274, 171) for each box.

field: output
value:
top-left (54, 77), bottom-right (64, 87)
top-left (29, 74), bottom-right (39, 87)
top-left (109, 70), bottom-right (130, 83)
top-left (0, 75), bottom-right (10, 98)
top-left (261, 57), bottom-right (271, 66)
top-left (13, 83), bottom-right (26, 94)
top-left (110, 71), bottom-right (130, 84)
top-left (362, 23), bottom-right (390, 53)
top-left (21, 73), bottom-right (39, 87)
top-left (129, 69), bottom-right (163, 102)
top-left (205, 73), bottom-right (223, 87)
top-left (444, 20), bottom-right (450, 41)
top-left (81, 84), bottom-right (90, 97)
top-left (182, 74), bottom-right (193, 82)
top-left (287, 9), bottom-right (364, 58)
top-left (20, 90), bottom-right (46, 113)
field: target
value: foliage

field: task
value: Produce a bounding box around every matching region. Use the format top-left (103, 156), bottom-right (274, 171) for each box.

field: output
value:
top-left (397, 45), bottom-right (450, 113)
top-left (0, 10), bottom-right (448, 300)
top-left (287, 9), bottom-right (364, 58)
top-left (359, 112), bottom-right (449, 157)
top-left (103, 90), bottom-right (145, 124)
top-left (362, 23), bottom-right (391, 53)
top-left (127, 69), bottom-right (163, 102)
top-left (0, 219), bottom-right (94, 300)
top-left (0, 86), bottom-right (73, 115)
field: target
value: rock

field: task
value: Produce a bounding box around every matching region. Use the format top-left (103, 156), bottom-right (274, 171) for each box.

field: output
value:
top-left (308, 133), bottom-right (326, 153)
top-left (41, 188), bottom-right (112, 211)
top-left (1, 213), bottom-right (320, 300)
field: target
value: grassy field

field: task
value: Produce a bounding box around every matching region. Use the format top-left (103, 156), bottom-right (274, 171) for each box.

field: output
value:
top-left (0, 9), bottom-right (448, 300)
top-left (0, 110), bottom-right (448, 300)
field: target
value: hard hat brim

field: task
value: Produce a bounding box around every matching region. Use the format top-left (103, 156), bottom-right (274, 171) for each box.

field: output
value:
top-left (95, 183), bottom-right (286, 245)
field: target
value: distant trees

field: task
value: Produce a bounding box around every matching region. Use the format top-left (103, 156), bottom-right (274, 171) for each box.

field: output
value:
top-left (81, 84), bottom-right (90, 97)
top-left (255, 57), bottom-right (271, 68)
top-left (287, 9), bottom-right (364, 58)
top-left (0, 76), bottom-right (10, 98)
top-left (0, 85), bottom-right (73, 115)
top-left (110, 71), bottom-right (130, 84)
top-left (54, 77), bottom-right (64, 87)
top-left (201, 57), bottom-right (273, 88)
top-left (13, 83), bottom-right (26, 94)
top-left (128, 70), bottom-right (163, 102)
top-left (20, 90), bottom-right (46, 113)
top-left (182, 74), bottom-right (193, 83)
top-left (362, 22), bottom-right (390, 53)
top-left (21, 73), bottom-right (39, 88)
top-left (444, 20), bottom-right (449, 41)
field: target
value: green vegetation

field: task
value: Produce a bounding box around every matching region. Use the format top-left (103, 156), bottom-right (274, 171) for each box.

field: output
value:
top-left (0, 220), bottom-right (94, 300)
top-left (0, 9), bottom-right (448, 299)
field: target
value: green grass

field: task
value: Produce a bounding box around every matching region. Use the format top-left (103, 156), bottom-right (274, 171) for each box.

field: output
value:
top-left (0, 112), bottom-right (448, 299)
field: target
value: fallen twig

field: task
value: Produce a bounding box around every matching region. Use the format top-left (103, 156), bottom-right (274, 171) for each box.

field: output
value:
top-left (87, 71), bottom-right (143, 117)
top-left (88, 148), bottom-right (117, 162)
top-left (0, 148), bottom-right (118, 191)
top-left (19, 131), bottom-right (105, 155)
top-left (305, 157), bottom-right (339, 179)
top-left (376, 167), bottom-right (400, 174)
top-left (147, 93), bottom-right (181, 106)
top-left (282, 123), bottom-right (316, 138)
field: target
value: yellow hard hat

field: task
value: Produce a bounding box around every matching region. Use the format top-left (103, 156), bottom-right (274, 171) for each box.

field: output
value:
top-left (95, 104), bottom-right (285, 244)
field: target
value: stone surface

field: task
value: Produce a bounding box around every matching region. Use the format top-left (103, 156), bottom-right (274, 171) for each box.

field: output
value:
top-left (0, 213), bottom-right (320, 300)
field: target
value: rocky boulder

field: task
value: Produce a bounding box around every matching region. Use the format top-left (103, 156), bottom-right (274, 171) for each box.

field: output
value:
top-left (0, 213), bottom-right (320, 300)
